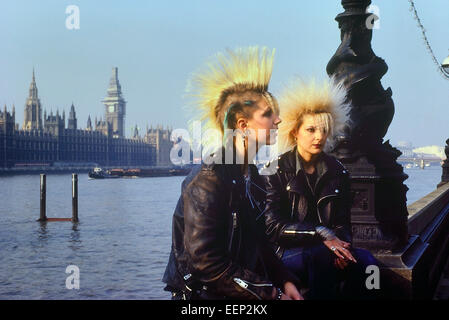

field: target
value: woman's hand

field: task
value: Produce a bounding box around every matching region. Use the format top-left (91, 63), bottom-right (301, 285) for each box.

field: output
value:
top-left (271, 282), bottom-right (304, 300)
top-left (282, 281), bottom-right (303, 300)
top-left (334, 256), bottom-right (349, 270)
top-left (323, 237), bottom-right (357, 264)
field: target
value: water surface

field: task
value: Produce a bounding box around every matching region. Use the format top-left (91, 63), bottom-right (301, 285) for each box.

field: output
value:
top-left (0, 166), bottom-right (442, 299)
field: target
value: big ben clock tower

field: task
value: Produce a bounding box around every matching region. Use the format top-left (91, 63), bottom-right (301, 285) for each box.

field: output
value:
top-left (103, 67), bottom-right (126, 138)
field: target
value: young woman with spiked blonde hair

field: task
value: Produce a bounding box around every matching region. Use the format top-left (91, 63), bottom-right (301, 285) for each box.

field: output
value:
top-left (262, 79), bottom-right (377, 300)
top-left (162, 47), bottom-right (302, 300)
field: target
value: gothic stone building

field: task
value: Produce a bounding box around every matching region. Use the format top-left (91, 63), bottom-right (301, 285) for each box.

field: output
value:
top-left (0, 68), bottom-right (173, 169)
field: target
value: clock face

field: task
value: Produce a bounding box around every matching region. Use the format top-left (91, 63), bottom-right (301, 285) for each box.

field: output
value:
top-left (108, 106), bottom-right (114, 113)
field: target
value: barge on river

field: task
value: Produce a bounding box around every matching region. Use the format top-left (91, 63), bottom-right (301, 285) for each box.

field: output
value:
top-left (88, 166), bottom-right (192, 179)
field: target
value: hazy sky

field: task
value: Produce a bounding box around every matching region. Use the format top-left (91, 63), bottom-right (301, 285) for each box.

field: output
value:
top-left (1, 0), bottom-right (448, 147)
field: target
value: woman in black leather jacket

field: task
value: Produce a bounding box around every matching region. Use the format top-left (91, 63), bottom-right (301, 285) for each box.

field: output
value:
top-left (162, 47), bottom-right (302, 300)
top-left (262, 79), bottom-right (377, 299)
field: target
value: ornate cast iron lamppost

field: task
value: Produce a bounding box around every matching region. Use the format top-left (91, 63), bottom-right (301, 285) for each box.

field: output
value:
top-left (327, 0), bottom-right (409, 250)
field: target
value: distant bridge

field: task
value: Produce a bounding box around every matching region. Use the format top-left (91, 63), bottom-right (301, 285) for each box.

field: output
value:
top-left (398, 156), bottom-right (443, 168)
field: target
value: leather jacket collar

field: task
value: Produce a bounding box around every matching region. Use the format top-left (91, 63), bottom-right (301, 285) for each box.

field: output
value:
top-left (280, 147), bottom-right (327, 175)
top-left (209, 147), bottom-right (263, 185)
top-left (280, 147), bottom-right (334, 195)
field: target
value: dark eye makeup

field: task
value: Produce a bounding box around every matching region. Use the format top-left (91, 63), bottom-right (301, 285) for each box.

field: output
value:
top-left (263, 108), bottom-right (273, 117)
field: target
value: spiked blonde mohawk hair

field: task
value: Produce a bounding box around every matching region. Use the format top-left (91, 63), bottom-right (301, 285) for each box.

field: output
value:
top-left (187, 46), bottom-right (276, 152)
top-left (278, 78), bottom-right (350, 154)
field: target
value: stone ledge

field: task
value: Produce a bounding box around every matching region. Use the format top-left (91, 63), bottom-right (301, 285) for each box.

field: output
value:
top-left (408, 183), bottom-right (449, 235)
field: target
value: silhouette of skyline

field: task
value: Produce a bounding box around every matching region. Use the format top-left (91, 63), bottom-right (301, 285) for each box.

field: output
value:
top-left (1, 0), bottom-right (448, 145)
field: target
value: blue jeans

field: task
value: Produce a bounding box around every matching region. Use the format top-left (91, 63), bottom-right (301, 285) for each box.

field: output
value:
top-left (282, 243), bottom-right (378, 300)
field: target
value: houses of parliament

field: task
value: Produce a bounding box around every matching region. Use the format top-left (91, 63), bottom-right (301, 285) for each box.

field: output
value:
top-left (0, 68), bottom-right (173, 170)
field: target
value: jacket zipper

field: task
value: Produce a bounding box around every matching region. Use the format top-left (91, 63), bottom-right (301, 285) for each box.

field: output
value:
top-left (228, 212), bottom-right (238, 252)
top-left (316, 194), bottom-right (338, 224)
top-left (290, 194), bottom-right (296, 219)
top-left (233, 278), bottom-right (273, 300)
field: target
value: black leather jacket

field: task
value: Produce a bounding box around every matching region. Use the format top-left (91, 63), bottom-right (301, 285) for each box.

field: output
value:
top-left (262, 148), bottom-right (353, 256)
top-left (163, 162), bottom-right (299, 300)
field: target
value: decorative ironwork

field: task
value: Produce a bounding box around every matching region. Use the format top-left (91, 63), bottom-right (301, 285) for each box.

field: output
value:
top-left (408, 0), bottom-right (449, 79)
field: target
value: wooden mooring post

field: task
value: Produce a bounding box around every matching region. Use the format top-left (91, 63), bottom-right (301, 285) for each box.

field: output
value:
top-left (38, 174), bottom-right (47, 221)
top-left (72, 173), bottom-right (79, 222)
top-left (37, 173), bottom-right (79, 222)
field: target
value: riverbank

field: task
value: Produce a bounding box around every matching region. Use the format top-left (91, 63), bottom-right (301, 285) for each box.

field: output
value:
top-left (0, 165), bottom-right (193, 176)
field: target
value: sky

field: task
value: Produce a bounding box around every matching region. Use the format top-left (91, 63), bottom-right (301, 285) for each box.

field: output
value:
top-left (1, 0), bottom-right (448, 147)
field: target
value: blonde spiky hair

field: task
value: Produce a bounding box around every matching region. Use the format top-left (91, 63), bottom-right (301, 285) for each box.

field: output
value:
top-left (186, 46), bottom-right (276, 153)
top-left (278, 77), bottom-right (350, 154)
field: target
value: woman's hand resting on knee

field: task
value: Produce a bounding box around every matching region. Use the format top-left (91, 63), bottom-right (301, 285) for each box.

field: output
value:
top-left (271, 282), bottom-right (304, 300)
top-left (323, 237), bottom-right (357, 269)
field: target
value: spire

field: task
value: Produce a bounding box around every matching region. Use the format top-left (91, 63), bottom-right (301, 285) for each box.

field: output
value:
top-left (28, 68), bottom-right (38, 100)
top-left (87, 115), bottom-right (92, 125)
top-left (105, 67), bottom-right (124, 99)
top-left (68, 102), bottom-right (77, 130)
top-left (24, 68), bottom-right (42, 131)
top-left (69, 103), bottom-right (76, 118)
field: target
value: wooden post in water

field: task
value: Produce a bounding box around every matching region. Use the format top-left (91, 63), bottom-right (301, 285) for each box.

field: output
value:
top-left (72, 173), bottom-right (79, 222)
top-left (38, 174), bottom-right (47, 221)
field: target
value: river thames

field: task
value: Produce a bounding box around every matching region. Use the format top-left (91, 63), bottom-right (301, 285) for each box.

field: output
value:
top-left (0, 166), bottom-right (442, 299)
